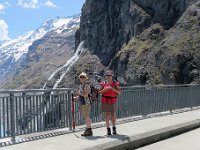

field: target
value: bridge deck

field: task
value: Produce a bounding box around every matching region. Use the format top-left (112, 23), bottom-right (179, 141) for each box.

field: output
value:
top-left (1, 109), bottom-right (200, 150)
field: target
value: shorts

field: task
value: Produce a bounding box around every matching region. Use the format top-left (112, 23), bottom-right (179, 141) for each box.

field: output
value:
top-left (101, 103), bottom-right (117, 113)
top-left (81, 104), bottom-right (91, 119)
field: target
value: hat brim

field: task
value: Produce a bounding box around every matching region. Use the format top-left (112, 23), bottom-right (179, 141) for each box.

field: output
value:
top-left (79, 75), bottom-right (88, 79)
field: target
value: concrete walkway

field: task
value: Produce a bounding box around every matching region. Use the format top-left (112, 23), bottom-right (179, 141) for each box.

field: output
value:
top-left (1, 109), bottom-right (200, 150)
top-left (137, 128), bottom-right (200, 150)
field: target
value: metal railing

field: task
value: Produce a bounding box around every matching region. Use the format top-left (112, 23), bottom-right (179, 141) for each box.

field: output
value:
top-left (0, 84), bottom-right (200, 141)
top-left (0, 88), bottom-right (72, 141)
top-left (74, 84), bottom-right (200, 126)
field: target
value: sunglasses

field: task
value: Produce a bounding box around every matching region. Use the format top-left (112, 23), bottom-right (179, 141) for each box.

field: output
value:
top-left (106, 75), bottom-right (112, 76)
top-left (80, 76), bottom-right (86, 78)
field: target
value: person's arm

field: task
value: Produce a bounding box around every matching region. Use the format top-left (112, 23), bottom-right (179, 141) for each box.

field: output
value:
top-left (111, 85), bottom-right (120, 95)
top-left (73, 96), bottom-right (79, 101)
top-left (73, 90), bottom-right (89, 99)
top-left (73, 89), bottom-right (80, 101)
top-left (99, 84), bottom-right (112, 95)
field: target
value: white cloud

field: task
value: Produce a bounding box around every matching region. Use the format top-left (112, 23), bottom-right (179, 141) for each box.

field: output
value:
top-left (0, 2), bottom-right (11, 15)
top-left (18, 0), bottom-right (39, 9)
top-left (0, 2), bottom-right (10, 14)
top-left (44, 0), bottom-right (57, 8)
top-left (0, 19), bottom-right (10, 41)
top-left (0, 4), bottom-right (5, 13)
top-left (17, 0), bottom-right (57, 9)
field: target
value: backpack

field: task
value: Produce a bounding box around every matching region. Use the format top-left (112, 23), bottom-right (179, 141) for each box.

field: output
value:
top-left (83, 82), bottom-right (99, 103)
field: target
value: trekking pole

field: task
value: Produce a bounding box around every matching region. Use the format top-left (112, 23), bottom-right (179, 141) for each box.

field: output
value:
top-left (71, 93), bottom-right (76, 130)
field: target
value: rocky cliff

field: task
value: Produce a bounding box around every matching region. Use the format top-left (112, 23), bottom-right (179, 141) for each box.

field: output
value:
top-left (75, 0), bottom-right (200, 85)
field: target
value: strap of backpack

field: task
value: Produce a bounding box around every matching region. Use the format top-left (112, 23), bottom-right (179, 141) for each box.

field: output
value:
top-left (103, 80), bottom-right (118, 90)
top-left (113, 80), bottom-right (119, 90)
top-left (82, 82), bottom-right (91, 96)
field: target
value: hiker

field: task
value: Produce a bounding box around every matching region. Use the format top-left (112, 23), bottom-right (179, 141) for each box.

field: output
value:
top-left (99, 70), bottom-right (120, 135)
top-left (73, 72), bottom-right (93, 136)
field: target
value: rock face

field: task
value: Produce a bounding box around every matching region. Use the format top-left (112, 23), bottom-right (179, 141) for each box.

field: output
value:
top-left (75, 0), bottom-right (200, 85)
top-left (77, 0), bottom-right (151, 65)
top-left (155, 2), bottom-right (200, 84)
top-left (132, 0), bottom-right (194, 29)
top-left (77, 0), bottom-right (192, 65)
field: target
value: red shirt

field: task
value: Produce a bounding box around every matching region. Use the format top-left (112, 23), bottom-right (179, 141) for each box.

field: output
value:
top-left (100, 81), bottom-right (119, 104)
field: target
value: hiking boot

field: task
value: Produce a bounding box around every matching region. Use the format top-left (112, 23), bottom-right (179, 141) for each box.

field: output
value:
top-left (113, 127), bottom-right (117, 134)
top-left (107, 127), bottom-right (111, 135)
top-left (81, 128), bottom-right (93, 136)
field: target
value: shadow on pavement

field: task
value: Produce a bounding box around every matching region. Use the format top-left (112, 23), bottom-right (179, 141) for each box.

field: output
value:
top-left (84, 136), bottom-right (106, 140)
top-left (74, 134), bottom-right (105, 140)
top-left (105, 134), bottom-right (130, 141)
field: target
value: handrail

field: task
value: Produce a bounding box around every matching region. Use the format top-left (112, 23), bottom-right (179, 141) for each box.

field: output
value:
top-left (121, 84), bottom-right (200, 89)
top-left (0, 88), bottom-right (73, 94)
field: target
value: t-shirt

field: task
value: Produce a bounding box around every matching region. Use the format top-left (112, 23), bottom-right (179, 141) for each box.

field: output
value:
top-left (79, 83), bottom-right (91, 105)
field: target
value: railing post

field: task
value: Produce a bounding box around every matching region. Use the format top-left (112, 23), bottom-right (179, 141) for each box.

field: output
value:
top-left (190, 86), bottom-right (193, 110)
top-left (9, 93), bottom-right (15, 142)
top-left (68, 90), bottom-right (72, 130)
top-left (71, 92), bottom-right (76, 130)
top-left (169, 87), bottom-right (173, 113)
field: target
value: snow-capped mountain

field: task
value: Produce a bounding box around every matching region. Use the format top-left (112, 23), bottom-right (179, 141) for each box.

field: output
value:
top-left (0, 15), bottom-right (80, 79)
top-left (0, 15), bottom-right (80, 62)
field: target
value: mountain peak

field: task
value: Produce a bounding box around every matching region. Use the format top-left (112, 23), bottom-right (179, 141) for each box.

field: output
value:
top-left (41, 14), bottom-right (80, 32)
top-left (0, 14), bottom-right (80, 82)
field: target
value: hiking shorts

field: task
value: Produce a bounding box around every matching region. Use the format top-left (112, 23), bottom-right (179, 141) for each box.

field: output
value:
top-left (101, 103), bottom-right (117, 113)
top-left (81, 104), bottom-right (91, 119)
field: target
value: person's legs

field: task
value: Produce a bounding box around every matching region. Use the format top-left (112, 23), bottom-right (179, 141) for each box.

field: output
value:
top-left (105, 112), bottom-right (111, 128)
top-left (81, 105), bottom-right (92, 136)
top-left (85, 116), bottom-right (91, 128)
top-left (111, 112), bottom-right (117, 134)
top-left (105, 112), bottom-right (111, 135)
top-left (111, 112), bottom-right (116, 127)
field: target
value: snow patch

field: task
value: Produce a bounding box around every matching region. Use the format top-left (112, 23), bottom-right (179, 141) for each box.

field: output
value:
top-left (1, 16), bottom-right (80, 62)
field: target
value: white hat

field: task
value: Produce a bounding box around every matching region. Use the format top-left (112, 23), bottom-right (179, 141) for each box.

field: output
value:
top-left (79, 72), bottom-right (88, 79)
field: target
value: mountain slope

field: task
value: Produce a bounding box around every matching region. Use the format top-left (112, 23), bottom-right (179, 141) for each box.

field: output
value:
top-left (111, 1), bottom-right (200, 85)
top-left (74, 0), bottom-right (200, 85)
top-left (0, 15), bottom-right (80, 89)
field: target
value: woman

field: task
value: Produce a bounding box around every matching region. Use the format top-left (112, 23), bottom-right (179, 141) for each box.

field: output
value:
top-left (74, 72), bottom-right (92, 136)
top-left (99, 70), bottom-right (120, 135)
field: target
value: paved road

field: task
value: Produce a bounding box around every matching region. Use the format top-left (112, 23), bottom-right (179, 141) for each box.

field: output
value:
top-left (137, 128), bottom-right (200, 150)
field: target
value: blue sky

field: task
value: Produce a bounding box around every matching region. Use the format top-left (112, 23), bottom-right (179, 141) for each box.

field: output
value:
top-left (0, 0), bottom-right (85, 41)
